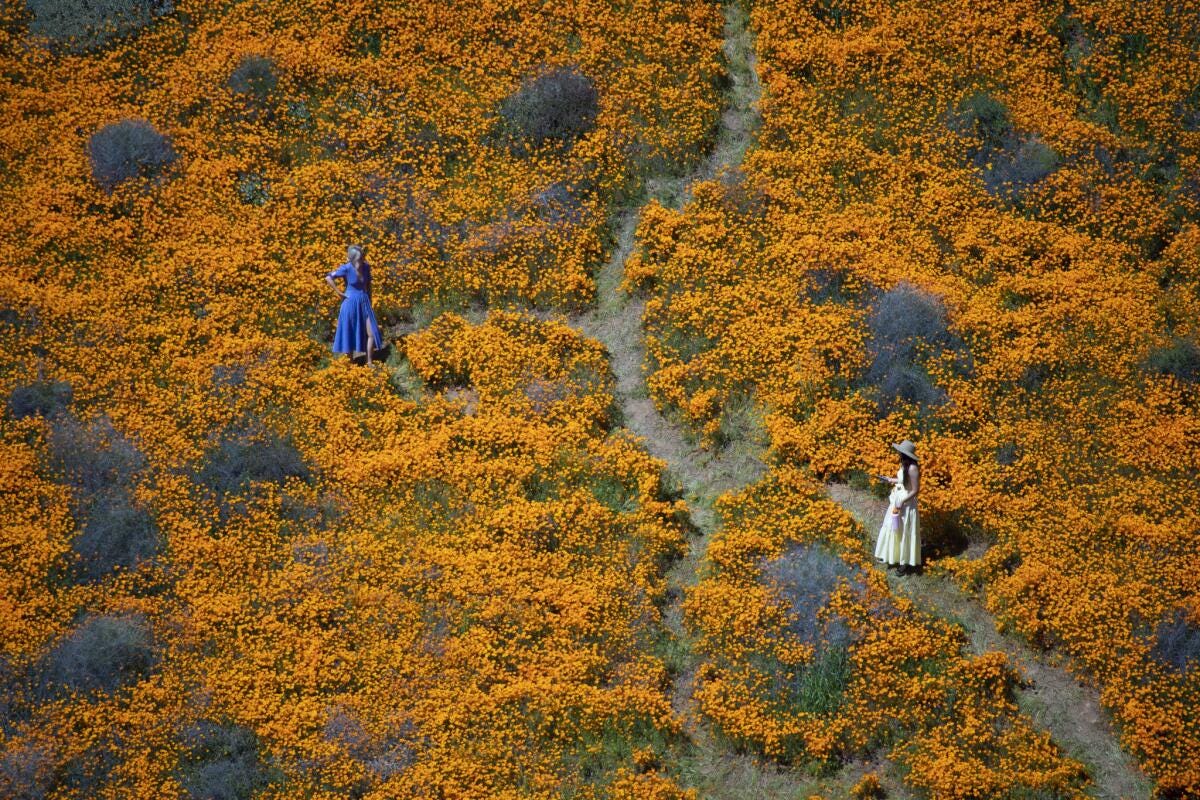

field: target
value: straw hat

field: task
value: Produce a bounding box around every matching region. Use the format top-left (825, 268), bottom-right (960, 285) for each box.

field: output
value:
top-left (891, 439), bottom-right (919, 462)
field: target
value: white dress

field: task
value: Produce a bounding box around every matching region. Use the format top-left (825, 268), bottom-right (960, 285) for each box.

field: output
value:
top-left (874, 465), bottom-right (920, 566)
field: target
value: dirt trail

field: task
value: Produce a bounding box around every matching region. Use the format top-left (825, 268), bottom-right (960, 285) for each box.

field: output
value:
top-left (573, 1), bottom-right (765, 536)
top-left (569, 3), bottom-right (840, 796)
top-left (828, 482), bottom-right (1152, 800)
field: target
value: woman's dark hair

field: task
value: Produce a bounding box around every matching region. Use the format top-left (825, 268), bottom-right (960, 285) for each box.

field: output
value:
top-left (899, 453), bottom-right (917, 468)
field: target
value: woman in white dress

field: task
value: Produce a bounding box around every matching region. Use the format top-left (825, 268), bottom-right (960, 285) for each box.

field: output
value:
top-left (874, 439), bottom-right (921, 572)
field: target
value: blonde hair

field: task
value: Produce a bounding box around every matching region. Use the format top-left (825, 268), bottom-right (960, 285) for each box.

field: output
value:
top-left (346, 244), bottom-right (370, 291)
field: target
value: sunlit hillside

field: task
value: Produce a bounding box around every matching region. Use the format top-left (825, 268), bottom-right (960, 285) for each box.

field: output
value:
top-left (1, 1), bottom-right (1196, 798)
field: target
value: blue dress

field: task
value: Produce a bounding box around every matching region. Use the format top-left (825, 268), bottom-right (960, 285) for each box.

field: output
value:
top-left (328, 261), bottom-right (383, 355)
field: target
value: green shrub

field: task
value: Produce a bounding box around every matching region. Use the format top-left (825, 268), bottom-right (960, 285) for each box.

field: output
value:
top-left (178, 720), bottom-right (279, 800)
top-left (6, 379), bottom-right (72, 420)
top-left (497, 65), bottom-right (598, 155)
top-left (87, 119), bottom-right (177, 193)
top-left (235, 172), bottom-right (269, 206)
top-left (948, 92), bottom-right (1059, 201)
top-left (39, 613), bottom-right (156, 698)
top-left (949, 92), bottom-right (1010, 144)
top-left (226, 54), bottom-right (277, 101)
top-left (590, 474), bottom-right (637, 515)
top-left (1151, 608), bottom-right (1200, 674)
top-left (1145, 336), bottom-right (1200, 384)
top-left (26, 0), bottom-right (172, 52)
top-left (863, 281), bottom-right (968, 415)
top-left (812, 0), bottom-right (855, 29)
top-left (784, 644), bottom-right (852, 716)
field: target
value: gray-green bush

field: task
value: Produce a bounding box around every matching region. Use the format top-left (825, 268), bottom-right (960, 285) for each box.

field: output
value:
top-left (73, 492), bottom-right (159, 583)
top-left (531, 180), bottom-right (588, 225)
top-left (226, 54), bottom-right (278, 100)
top-left (196, 424), bottom-right (312, 499)
top-left (1178, 86), bottom-right (1200, 132)
top-left (48, 415), bottom-right (145, 495)
top-left (803, 267), bottom-right (856, 305)
top-left (6, 379), bottom-right (72, 420)
top-left (47, 415), bottom-right (161, 582)
top-left (1152, 608), bottom-right (1200, 674)
top-left (761, 541), bottom-right (864, 648)
top-left (26, 0), bottom-right (172, 52)
top-left (178, 720), bottom-right (279, 800)
top-left (497, 65), bottom-right (598, 155)
top-left (759, 543), bottom-right (863, 727)
top-left (949, 92), bottom-right (1059, 201)
top-left (87, 119), bottom-right (177, 193)
top-left (0, 743), bottom-right (52, 800)
top-left (38, 613), bottom-right (156, 698)
top-left (322, 707), bottom-right (419, 783)
top-left (1145, 336), bottom-right (1200, 385)
top-left (863, 281), bottom-right (968, 415)
top-left (235, 172), bottom-right (269, 206)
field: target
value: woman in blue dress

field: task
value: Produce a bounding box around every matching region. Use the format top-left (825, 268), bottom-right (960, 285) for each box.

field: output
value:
top-left (325, 245), bottom-right (384, 365)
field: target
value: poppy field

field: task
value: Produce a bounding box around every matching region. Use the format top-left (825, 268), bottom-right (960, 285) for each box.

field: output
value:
top-left (1, 0), bottom-right (1197, 798)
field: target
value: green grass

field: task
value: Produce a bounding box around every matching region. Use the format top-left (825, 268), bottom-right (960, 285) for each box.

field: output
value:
top-left (384, 350), bottom-right (424, 400)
